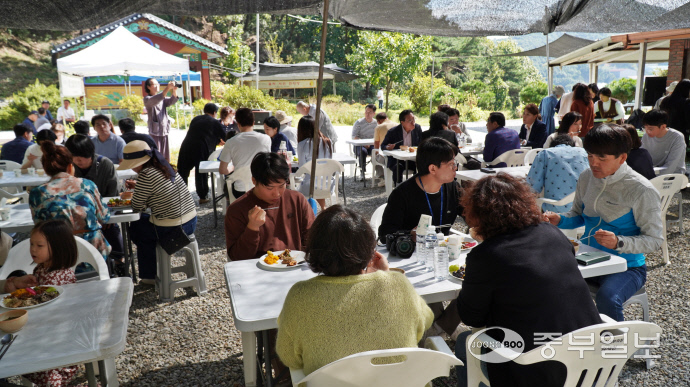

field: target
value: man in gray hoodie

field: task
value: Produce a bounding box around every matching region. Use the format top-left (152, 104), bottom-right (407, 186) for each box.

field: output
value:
top-left (545, 124), bottom-right (663, 321)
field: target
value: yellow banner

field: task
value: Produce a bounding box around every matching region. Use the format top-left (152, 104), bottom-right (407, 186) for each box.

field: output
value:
top-left (85, 86), bottom-right (143, 109)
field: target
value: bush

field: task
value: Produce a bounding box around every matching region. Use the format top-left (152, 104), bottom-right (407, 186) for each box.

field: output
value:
top-left (324, 102), bottom-right (365, 126)
top-left (222, 85), bottom-right (297, 115)
top-left (608, 78), bottom-right (636, 104)
top-left (119, 94), bottom-right (144, 121)
top-left (519, 81), bottom-right (547, 105)
top-left (457, 105), bottom-right (486, 123)
top-left (0, 80), bottom-right (62, 129)
top-left (385, 93), bottom-right (412, 111)
top-left (192, 98), bottom-right (211, 116)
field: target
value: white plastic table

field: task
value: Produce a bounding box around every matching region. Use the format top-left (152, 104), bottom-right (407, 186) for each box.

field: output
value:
top-left (459, 146), bottom-right (484, 157)
top-left (345, 139), bottom-right (375, 186)
top-left (198, 160), bottom-right (224, 227)
top-left (0, 170), bottom-right (137, 188)
top-left (455, 165), bottom-right (532, 181)
top-left (225, 243), bottom-right (627, 386)
top-left (0, 278), bottom-right (134, 386)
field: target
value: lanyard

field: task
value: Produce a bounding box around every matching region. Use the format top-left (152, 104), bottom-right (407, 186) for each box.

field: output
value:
top-left (419, 177), bottom-right (443, 228)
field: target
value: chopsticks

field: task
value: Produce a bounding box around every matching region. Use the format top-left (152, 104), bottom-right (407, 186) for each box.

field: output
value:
top-left (0, 335), bottom-right (16, 361)
top-left (263, 207), bottom-right (279, 210)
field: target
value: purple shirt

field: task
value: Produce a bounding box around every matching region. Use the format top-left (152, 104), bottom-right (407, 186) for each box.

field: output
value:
top-left (144, 92), bottom-right (178, 136)
top-left (483, 127), bottom-right (520, 167)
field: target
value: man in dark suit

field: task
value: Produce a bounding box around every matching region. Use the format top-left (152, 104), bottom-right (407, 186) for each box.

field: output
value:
top-left (519, 103), bottom-right (548, 148)
top-left (420, 111), bottom-right (459, 147)
top-left (381, 109), bottom-right (423, 184)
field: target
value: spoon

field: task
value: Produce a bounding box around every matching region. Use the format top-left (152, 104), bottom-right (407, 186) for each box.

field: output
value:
top-left (0, 334), bottom-right (11, 354)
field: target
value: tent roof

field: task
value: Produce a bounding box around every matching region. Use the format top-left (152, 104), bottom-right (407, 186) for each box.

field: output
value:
top-left (243, 62), bottom-right (359, 82)
top-left (501, 34), bottom-right (595, 58)
top-left (3, 1), bottom-right (690, 36)
top-left (549, 36), bottom-right (670, 67)
top-left (51, 13), bottom-right (229, 58)
top-left (57, 26), bottom-right (190, 77)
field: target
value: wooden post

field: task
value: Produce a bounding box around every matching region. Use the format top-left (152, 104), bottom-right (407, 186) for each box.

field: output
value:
top-left (309, 0), bottom-right (330, 198)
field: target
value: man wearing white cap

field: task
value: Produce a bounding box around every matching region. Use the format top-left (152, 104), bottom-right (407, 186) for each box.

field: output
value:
top-left (275, 110), bottom-right (297, 149)
top-left (539, 85), bottom-right (565, 135)
top-left (654, 81), bottom-right (677, 110)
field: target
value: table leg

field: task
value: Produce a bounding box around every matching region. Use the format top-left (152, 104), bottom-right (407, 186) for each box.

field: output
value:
top-left (242, 331), bottom-right (258, 387)
top-left (125, 222), bottom-right (137, 282)
top-left (211, 174), bottom-right (218, 228)
top-left (341, 172), bottom-right (347, 206)
top-left (85, 362), bottom-right (97, 386)
top-left (405, 160), bottom-right (409, 180)
top-left (97, 358), bottom-right (118, 387)
top-left (262, 330), bottom-right (274, 387)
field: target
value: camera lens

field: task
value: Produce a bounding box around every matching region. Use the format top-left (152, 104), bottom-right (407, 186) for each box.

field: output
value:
top-left (397, 239), bottom-right (415, 258)
top-left (175, 83), bottom-right (182, 88)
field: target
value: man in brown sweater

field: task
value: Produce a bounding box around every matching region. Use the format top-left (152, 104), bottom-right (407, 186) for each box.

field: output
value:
top-left (225, 152), bottom-right (315, 261)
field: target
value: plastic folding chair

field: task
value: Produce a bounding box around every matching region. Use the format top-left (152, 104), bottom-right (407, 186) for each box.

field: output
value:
top-left (650, 174), bottom-right (687, 264)
top-left (485, 149), bottom-right (528, 168)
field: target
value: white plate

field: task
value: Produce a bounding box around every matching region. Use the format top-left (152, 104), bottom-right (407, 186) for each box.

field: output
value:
top-left (1, 285), bottom-right (64, 310)
top-left (460, 241), bottom-right (478, 251)
top-left (448, 274), bottom-right (464, 284)
top-left (258, 250), bottom-right (307, 271)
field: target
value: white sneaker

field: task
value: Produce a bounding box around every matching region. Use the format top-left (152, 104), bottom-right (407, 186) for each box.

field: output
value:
top-left (377, 179), bottom-right (386, 187)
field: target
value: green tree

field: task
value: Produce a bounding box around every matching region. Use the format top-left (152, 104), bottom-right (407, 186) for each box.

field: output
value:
top-left (405, 72), bottom-right (451, 114)
top-left (608, 78), bottom-right (636, 103)
top-left (0, 79), bottom-right (61, 129)
top-left (519, 81), bottom-right (548, 105)
top-left (348, 31), bottom-right (432, 111)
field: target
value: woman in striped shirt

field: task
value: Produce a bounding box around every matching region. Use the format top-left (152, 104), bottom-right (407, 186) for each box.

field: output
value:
top-left (118, 141), bottom-right (197, 284)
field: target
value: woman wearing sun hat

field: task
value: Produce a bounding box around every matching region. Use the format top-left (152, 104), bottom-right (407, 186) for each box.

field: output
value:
top-left (118, 140), bottom-right (197, 284)
top-left (275, 110), bottom-right (297, 149)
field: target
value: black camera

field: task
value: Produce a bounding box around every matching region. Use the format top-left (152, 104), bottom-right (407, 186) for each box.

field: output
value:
top-left (174, 83), bottom-right (183, 88)
top-left (386, 231), bottom-right (415, 258)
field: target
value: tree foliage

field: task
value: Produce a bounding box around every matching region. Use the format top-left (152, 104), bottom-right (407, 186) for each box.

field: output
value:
top-left (0, 79), bottom-right (62, 129)
top-left (608, 78), bottom-right (636, 103)
top-left (348, 31), bottom-right (432, 111)
top-left (519, 81), bottom-right (548, 105)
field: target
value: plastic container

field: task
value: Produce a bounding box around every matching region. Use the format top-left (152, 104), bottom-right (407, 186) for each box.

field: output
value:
top-left (434, 233), bottom-right (449, 280)
top-left (424, 229), bottom-right (437, 271)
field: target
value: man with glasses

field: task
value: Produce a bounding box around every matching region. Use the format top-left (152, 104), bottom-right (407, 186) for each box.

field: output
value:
top-left (483, 112), bottom-right (520, 168)
top-left (224, 152), bottom-right (315, 261)
top-left (380, 109), bottom-right (423, 183)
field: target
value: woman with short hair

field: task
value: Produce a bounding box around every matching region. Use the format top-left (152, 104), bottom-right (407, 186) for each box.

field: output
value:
top-left (453, 173), bottom-right (601, 387)
top-left (219, 106), bottom-right (238, 140)
top-left (543, 111), bottom-right (584, 148)
top-left (276, 205), bottom-right (433, 376)
top-left (296, 115), bottom-right (333, 210)
top-left (621, 124), bottom-right (655, 180)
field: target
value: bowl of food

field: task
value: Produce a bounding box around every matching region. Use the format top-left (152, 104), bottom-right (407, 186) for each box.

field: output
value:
top-left (399, 145), bottom-right (409, 151)
top-left (120, 191), bottom-right (133, 200)
top-left (0, 310), bottom-right (27, 333)
top-left (570, 240), bottom-right (580, 253)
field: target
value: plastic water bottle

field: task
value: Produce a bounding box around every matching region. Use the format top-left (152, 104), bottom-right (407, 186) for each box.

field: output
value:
top-left (416, 235), bottom-right (426, 264)
top-left (434, 233), bottom-right (449, 280)
top-left (459, 135), bottom-right (466, 148)
top-left (424, 229), bottom-right (437, 271)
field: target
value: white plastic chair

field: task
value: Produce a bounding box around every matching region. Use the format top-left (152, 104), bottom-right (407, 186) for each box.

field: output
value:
top-left (225, 165), bottom-right (255, 206)
top-left (382, 155), bottom-right (415, 197)
top-left (370, 204), bottom-right (387, 239)
top-left (0, 236), bottom-right (109, 281)
top-left (650, 174), bottom-right (687, 264)
top-left (466, 320), bottom-right (662, 387)
top-left (536, 191), bottom-right (578, 239)
top-left (485, 149), bottom-right (527, 168)
top-left (290, 337), bottom-right (463, 387)
top-left (455, 153), bottom-right (468, 171)
top-left (0, 160), bottom-right (21, 171)
top-left (291, 159), bottom-right (344, 205)
top-left (0, 188), bottom-right (29, 206)
top-left (82, 110), bottom-right (96, 122)
top-left (523, 148), bottom-right (543, 166)
top-left (371, 148), bottom-right (382, 187)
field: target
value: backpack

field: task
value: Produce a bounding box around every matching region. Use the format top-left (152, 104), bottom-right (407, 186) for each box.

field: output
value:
top-left (626, 109), bottom-right (646, 129)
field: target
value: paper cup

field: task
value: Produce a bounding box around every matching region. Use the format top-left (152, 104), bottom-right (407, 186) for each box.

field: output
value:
top-left (27, 167), bottom-right (35, 176)
top-left (36, 169), bottom-right (45, 176)
top-left (13, 169), bottom-right (21, 176)
top-left (0, 208), bottom-right (11, 221)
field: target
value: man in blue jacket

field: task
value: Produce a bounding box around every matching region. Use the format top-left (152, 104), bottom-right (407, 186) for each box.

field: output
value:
top-left (483, 112), bottom-right (520, 168)
top-left (0, 124), bottom-right (34, 164)
top-left (545, 124), bottom-right (663, 321)
top-left (380, 110), bottom-right (423, 184)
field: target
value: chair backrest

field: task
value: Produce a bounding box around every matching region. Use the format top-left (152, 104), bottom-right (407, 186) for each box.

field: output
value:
top-left (208, 149), bottom-right (222, 161)
top-left (0, 160), bottom-right (21, 171)
top-left (454, 153), bottom-right (467, 166)
top-left (467, 320), bottom-right (662, 387)
top-left (523, 148), bottom-right (543, 165)
top-left (0, 188), bottom-right (29, 207)
top-left (487, 149), bottom-right (527, 167)
top-left (0, 236), bottom-right (109, 281)
top-left (535, 191), bottom-right (576, 210)
top-left (225, 165), bottom-right (255, 203)
top-left (292, 347), bottom-right (463, 387)
top-left (83, 110), bottom-right (96, 121)
top-left (651, 174), bottom-right (688, 214)
top-left (294, 159), bottom-right (344, 200)
top-left (370, 204), bottom-right (387, 238)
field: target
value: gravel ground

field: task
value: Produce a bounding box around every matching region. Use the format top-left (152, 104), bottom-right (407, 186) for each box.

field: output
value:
top-left (15, 165), bottom-right (687, 386)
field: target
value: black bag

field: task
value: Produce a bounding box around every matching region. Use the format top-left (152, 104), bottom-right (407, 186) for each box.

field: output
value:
top-left (157, 225), bottom-right (192, 255)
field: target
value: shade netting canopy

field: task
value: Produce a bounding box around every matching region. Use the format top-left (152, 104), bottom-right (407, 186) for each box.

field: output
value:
top-left (244, 62), bottom-right (358, 82)
top-left (57, 26), bottom-right (189, 77)
top-left (501, 33), bottom-right (594, 58)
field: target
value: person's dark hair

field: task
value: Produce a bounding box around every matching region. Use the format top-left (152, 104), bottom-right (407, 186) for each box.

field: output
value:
top-left (573, 83), bottom-right (592, 104)
top-left (621, 124), bottom-right (642, 149)
top-left (38, 107), bottom-right (46, 115)
top-left (583, 124), bottom-right (631, 157)
top-left (250, 152), bottom-right (290, 186)
top-left (40, 141), bottom-right (73, 176)
top-left (73, 120), bottom-right (90, 135)
top-left (661, 79), bottom-right (690, 112)
top-left (63, 99), bottom-right (70, 103)
top-left (641, 109), bottom-right (669, 127)
top-left (65, 134), bottom-right (95, 159)
top-left (305, 205), bottom-right (376, 276)
top-left (599, 87), bottom-right (612, 98)
top-left (417, 137), bottom-right (458, 177)
top-left (118, 118), bottom-right (136, 133)
top-left (220, 106), bottom-right (235, 121)
top-left (375, 112), bottom-right (388, 122)
top-left (461, 173), bottom-right (542, 241)
top-left (398, 109), bottom-right (413, 123)
top-left (36, 129), bottom-right (57, 143)
top-left (588, 83), bottom-right (600, 97)
top-left (235, 108), bottom-right (254, 127)
top-left (550, 134), bottom-right (575, 147)
top-left (31, 220), bottom-right (78, 272)
top-left (523, 103), bottom-right (542, 121)
top-left (51, 123), bottom-right (65, 136)
top-left (446, 108), bottom-right (459, 118)
top-left (365, 104), bottom-right (376, 112)
top-left (13, 124), bottom-right (31, 138)
top-left (488, 112), bottom-right (505, 127)
top-left (91, 114), bottom-right (110, 127)
top-left (437, 104), bottom-right (451, 113)
top-left (428, 112), bottom-right (449, 131)
top-left (144, 78), bottom-right (156, 96)
top-left (140, 154), bottom-right (175, 180)
top-left (203, 103), bottom-right (218, 115)
top-left (557, 111), bottom-right (583, 134)
top-left (297, 115), bottom-right (333, 154)
top-left (264, 116), bottom-right (281, 130)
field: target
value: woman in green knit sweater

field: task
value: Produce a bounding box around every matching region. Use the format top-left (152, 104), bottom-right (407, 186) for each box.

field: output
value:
top-left (276, 205), bottom-right (434, 376)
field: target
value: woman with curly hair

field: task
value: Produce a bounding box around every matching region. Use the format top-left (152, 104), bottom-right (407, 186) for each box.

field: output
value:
top-left (452, 173), bottom-right (601, 387)
top-left (570, 83), bottom-right (595, 138)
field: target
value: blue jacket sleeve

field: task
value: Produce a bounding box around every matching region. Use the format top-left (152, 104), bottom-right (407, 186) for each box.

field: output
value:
top-left (526, 121), bottom-right (548, 148)
top-left (483, 132), bottom-right (496, 162)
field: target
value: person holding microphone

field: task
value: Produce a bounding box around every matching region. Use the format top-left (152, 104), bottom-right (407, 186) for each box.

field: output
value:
top-left (144, 79), bottom-right (178, 161)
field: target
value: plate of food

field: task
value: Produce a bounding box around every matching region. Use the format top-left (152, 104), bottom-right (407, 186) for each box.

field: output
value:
top-left (107, 198), bottom-right (132, 208)
top-left (258, 249), bottom-right (307, 271)
top-left (2, 286), bottom-right (64, 309)
top-left (448, 264), bottom-right (466, 284)
top-left (460, 241), bottom-right (478, 250)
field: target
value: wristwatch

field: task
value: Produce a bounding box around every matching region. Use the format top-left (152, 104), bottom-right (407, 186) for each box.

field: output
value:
top-left (617, 237), bottom-right (624, 250)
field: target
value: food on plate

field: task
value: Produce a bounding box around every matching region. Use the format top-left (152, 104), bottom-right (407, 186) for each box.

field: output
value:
top-left (570, 240), bottom-right (580, 253)
top-left (3, 286), bottom-right (59, 308)
top-left (279, 249), bottom-right (297, 266)
top-left (264, 251), bottom-right (280, 265)
top-left (451, 265), bottom-right (466, 280)
top-left (408, 147), bottom-right (417, 153)
top-left (448, 264), bottom-right (460, 273)
top-left (107, 198), bottom-right (131, 207)
top-left (461, 241), bottom-right (477, 249)
top-left (120, 191), bottom-right (133, 200)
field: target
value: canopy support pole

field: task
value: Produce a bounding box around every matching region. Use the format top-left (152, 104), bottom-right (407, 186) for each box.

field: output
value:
top-left (256, 14), bottom-right (260, 90)
top-left (634, 42), bottom-right (647, 110)
top-left (309, 0), bottom-right (330, 198)
top-left (546, 34), bottom-right (551, 95)
top-left (333, 79), bottom-right (336, 95)
top-left (429, 57), bottom-right (435, 113)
